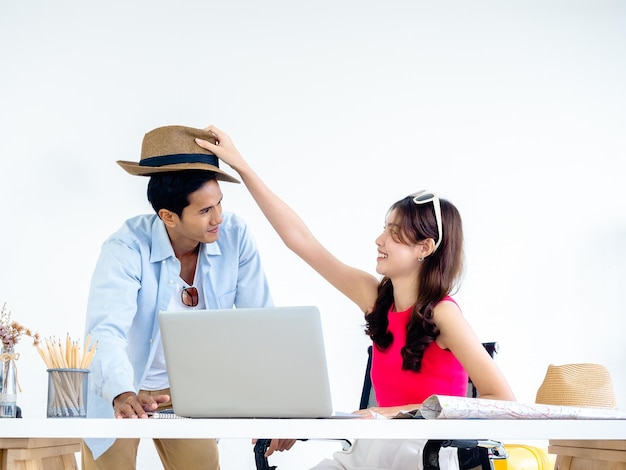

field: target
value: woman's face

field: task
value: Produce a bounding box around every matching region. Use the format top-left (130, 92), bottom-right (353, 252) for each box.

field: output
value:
top-left (374, 209), bottom-right (423, 279)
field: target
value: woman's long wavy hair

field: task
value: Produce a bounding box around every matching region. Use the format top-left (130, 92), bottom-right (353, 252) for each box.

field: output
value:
top-left (364, 194), bottom-right (464, 372)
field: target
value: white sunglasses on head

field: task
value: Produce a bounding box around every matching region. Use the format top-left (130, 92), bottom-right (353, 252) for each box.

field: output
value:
top-left (410, 190), bottom-right (442, 253)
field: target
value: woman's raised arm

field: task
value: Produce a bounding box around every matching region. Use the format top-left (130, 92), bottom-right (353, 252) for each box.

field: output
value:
top-left (196, 125), bottom-right (379, 314)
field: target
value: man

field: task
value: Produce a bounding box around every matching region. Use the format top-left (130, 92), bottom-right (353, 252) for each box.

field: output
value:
top-left (82, 125), bottom-right (273, 469)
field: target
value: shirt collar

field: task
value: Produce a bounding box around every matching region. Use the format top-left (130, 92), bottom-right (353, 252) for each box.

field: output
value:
top-left (150, 217), bottom-right (175, 262)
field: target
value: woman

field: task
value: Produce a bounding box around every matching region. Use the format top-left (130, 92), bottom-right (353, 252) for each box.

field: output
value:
top-left (196, 126), bottom-right (515, 469)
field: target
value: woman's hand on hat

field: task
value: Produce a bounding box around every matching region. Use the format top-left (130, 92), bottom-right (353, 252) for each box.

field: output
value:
top-left (195, 125), bottom-right (248, 174)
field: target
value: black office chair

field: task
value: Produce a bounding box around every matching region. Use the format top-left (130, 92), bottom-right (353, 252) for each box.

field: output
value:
top-left (254, 342), bottom-right (505, 470)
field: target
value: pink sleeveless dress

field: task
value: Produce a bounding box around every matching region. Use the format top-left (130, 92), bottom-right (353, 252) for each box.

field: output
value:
top-left (371, 297), bottom-right (468, 406)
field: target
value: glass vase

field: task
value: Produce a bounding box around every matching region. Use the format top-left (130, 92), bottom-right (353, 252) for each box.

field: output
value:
top-left (0, 346), bottom-right (18, 418)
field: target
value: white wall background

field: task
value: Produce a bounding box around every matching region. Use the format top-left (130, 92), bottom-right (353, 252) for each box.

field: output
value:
top-left (1, 0), bottom-right (625, 468)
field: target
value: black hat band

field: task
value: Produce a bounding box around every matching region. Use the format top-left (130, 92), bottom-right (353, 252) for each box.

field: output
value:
top-left (140, 154), bottom-right (220, 168)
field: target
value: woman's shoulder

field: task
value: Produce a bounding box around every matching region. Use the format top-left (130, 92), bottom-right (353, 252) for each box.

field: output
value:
top-left (436, 295), bottom-right (460, 309)
top-left (432, 296), bottom-right (464, 326)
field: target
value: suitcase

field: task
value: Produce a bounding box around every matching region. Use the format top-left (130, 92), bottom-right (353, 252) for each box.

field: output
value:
top-left (494, 444), bottom-right (554, 470)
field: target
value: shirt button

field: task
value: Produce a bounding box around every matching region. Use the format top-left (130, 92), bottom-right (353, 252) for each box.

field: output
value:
top-left (168, 280), bottom-right (174, 284)
top-left (162, 260), bottom-right (166, 264)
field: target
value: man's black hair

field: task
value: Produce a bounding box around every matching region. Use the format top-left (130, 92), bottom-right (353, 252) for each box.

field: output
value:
top-left (147, 170), bottom-right (217, 218)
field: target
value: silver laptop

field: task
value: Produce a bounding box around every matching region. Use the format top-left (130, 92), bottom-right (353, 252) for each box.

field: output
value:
top-left (158, 306), bottom-right (334, 418)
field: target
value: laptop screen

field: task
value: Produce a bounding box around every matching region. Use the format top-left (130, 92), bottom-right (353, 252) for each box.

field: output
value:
top-left (158, 306), bottom-right (333, 418)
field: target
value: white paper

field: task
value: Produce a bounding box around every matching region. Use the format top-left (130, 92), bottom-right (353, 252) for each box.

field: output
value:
top-left (419, 395), bottom-right (626, 420)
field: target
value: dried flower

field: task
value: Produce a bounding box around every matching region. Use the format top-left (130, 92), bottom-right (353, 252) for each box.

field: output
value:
top-left (0, 302), bottom-right (40, 350)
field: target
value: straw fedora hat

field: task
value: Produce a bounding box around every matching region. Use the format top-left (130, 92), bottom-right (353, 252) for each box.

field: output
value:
top-left (535, 363), bottom-right (618, 409)
top-left (117, 125), bottom-right (240, 183)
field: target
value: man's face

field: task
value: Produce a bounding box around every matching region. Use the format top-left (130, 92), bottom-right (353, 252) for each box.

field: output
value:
top-left (175, 178), bottom-right (224, 245)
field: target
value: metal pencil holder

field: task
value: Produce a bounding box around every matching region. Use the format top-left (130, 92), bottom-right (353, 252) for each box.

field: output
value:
top-left (47, 368), bottom-right (89, 418)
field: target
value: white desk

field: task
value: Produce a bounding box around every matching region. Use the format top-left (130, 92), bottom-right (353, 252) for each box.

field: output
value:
top-left (1, 418), bottom-right (626, 440)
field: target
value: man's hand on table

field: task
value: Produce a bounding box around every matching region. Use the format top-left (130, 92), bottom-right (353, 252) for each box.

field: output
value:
top-left (113, 391), bottom-right (171, 418)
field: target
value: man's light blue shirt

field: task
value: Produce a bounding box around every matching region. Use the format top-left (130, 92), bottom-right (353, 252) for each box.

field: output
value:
top-left (84, 212), bottom-right (273, 458)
